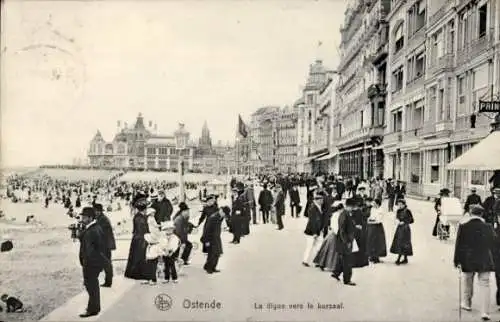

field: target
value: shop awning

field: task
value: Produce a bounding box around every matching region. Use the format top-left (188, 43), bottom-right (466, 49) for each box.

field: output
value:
top-left (316, 149), bottom-right (339, 161)
top-left (447, 131), bottom-right (500, 171)
top-left (305, 152), bottom-right (329, 162)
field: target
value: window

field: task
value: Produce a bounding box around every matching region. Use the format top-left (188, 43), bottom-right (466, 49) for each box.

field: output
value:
top-left (478, 4), bottom-right (487, 38)
top-left (394, 23), bottom-right (404, 53)
top-left (448, 21), bottom-right (455, 54)
top-left (431, 166), bottom-right (440, 183)
top-left (438, 89), bottom-right (444, 121)
top-left (415, 0), bottom-right (426, 31)
top-left (392, 110), bottom-right (403, 132)
top-left (415, 52), bottom-right (425, 78)
top-left (360, 110), bottom-right (364, 128)
top-left (457, 76), bottom-right (466, 115)
top-left (428, 86), bottom-right (436, 121)
top-left (307, 94), bottom-right (314, 105)
top-left (407, 57), bottom-right (413, 81)
top-left (471, 170), bottom-right (485, 185)
top-left (430, 150), bottom-right (440, 183)
top-left (392, 66), bottom-right (404, 92)
top-left (460, 12), bottom-right (469, 48)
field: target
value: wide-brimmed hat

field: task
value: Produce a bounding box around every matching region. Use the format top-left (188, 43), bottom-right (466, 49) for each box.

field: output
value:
top-left (439, 188), bottom-right (451, 195)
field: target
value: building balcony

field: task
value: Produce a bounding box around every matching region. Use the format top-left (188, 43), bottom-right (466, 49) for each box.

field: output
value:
top-left (336, 126), bottom-right (384, 148)
top-left (408, 26), bottom-right (426, 48)
top-left (421, 122), bottom-right (436, 137)
top-left (428, 0), bottom-right (454, 28)
top-left (435, 119), bottom-right (453, 133)
top-left (427, 54), bottom-right (455, 77)
top-left (402, 127), bottom-right (422, 143)
top-left (368, 83), bottom-right (387, 99)
top-left (457, 29), bottom-right (495, 66)
top-left (420, 119), bottom-right (453, 138)
top-left (406, 74), bottom-right (425, 93)
top-left (384, 131), bottom-right (402, 145)
top-left (455, 114), bottom-right (493, 132)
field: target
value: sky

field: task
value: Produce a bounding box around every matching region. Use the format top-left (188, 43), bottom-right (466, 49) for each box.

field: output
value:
top-left (1, 0), bottom-right (347, 167)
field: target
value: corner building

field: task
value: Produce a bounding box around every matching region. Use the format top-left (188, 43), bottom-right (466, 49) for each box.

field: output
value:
top-left (384, 0), bottom-right (499, 198)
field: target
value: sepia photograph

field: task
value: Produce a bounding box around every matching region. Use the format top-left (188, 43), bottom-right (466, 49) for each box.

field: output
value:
top-left (1, 0), bottom-right (500, 321)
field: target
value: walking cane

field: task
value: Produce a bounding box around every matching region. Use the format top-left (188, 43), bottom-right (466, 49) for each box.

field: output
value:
top-left (458, 264), bottom-right (462, 321)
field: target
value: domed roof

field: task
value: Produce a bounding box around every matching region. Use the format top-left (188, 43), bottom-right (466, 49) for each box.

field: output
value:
top-left (309, 60), bottom-right (326, 74)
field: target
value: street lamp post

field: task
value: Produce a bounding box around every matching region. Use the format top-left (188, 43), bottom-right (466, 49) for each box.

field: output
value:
top-left (176, 126), bottom-right (187, 203)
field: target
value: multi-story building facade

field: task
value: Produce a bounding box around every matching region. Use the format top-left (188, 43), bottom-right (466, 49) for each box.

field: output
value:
top-left (88, 113), bottom-right (234, 173)
top-left (335, 0), bottom-right (390, 179)
top-left (276, 106), bottom-right (298, 173)
top-left (248, 106), bottom-right (280, 172)
top-left (312, 70), bottom-right (339, 173)
top-left (296, 60), bottom-right (333, 173)
top-left (384, 0), bottom-right (499, 199)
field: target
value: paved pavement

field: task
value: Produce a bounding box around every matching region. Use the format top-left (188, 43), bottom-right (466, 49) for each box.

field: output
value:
top-left (43, 191), bottom-right (500, 322)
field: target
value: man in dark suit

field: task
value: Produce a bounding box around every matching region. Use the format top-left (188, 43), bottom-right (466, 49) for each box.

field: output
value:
top-left (332, 198), bottom-right (357, 286)
top-left (173, 202), bottom-right (193, 265)
top-left (93, 204), bottom-right (116, 288)
top-left (289, 183), bottom-right (301, 218)
top-left (454, 205), bottom-right (495, 321)
top-left (258, 184), bottom-right (273, 224)
top-left (464, 187), bottom-right (482, 214)
top-left (231, 183), bottom-right (247, 243)
top-left (302, 193), bottom-right (324, 266)
top-left (78, 207), bottom-right (108, 318)
top-left (152, 190), bottom-right (174, 223)
top-left (201, 206), bottom-right (229, 274)
top-left (274, 185), bottom-right (285, 230)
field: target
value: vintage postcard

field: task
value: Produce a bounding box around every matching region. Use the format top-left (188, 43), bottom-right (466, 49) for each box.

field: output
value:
top-left (1, 0), bottom-right (500, 321)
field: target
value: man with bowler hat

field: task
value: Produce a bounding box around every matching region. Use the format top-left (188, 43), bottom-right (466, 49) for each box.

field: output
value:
top-left (78, 207), bottom-right (108, 318)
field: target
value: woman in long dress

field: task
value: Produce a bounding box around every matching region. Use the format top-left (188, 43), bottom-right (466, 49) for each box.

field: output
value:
top-left (366, 198), bottom-right (387, 263)
top-left (124, 194), bottom-right (150, 280)
top-left (390, 199), bottom-right (414, 265)
top-left (313, 202), bottom-right (343, 271)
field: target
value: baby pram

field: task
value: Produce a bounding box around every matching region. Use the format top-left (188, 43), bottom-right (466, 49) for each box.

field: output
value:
top-left (437, 197), bottom-right (463, 240)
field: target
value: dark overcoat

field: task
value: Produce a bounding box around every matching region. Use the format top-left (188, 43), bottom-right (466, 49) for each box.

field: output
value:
top-left (96, 213), bottom-right (116, 251)
top-left (201, 212), bottom-right (224, 256)
top-left (79, 222), bottom-right (108, 269)
top-left (335, 210), bottom-right (355, 255)
top-left (304, 203), bottom-right (322, 236)
top-left (454, 216), bottom-right (495, 273)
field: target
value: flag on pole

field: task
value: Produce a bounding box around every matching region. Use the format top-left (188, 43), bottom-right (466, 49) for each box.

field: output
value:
top-left (238, 115), bottom-right (248, 138)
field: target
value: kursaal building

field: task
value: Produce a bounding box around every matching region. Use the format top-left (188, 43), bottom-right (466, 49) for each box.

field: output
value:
top-left (87, 113), bottom-right (235, 174)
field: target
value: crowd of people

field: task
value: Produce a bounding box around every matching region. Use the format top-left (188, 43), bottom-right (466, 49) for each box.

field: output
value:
top-left (3, 169), bottom-right (500, 320)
